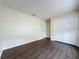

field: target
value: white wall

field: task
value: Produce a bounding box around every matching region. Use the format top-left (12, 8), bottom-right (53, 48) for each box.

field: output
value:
top-left (1, 7), bottom-right (47, 54)
top-left (51, 11), bottom-right (79, 47)
top-left (0, 1), bottom-right (3, 56)
top-left (47, 20), bottom-right (51, 38)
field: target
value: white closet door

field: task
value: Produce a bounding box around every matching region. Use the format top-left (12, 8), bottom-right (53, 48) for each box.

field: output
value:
top-left (51, 12), bottom-right (79, 47)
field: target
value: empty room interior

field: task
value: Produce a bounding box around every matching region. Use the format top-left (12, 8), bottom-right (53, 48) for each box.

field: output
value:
top-left (0, 0), bottom-right (79, 59)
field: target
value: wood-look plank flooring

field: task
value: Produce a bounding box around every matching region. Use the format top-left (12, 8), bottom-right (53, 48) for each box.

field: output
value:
top-left (1, 38), bottom-right (79, 59)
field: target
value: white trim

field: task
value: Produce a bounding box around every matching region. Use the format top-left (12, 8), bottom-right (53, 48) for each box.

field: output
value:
top-left (0, 49), bottom-right (3, 58)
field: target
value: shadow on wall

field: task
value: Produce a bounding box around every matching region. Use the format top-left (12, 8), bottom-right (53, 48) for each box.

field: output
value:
top-left (76, 11), bottom-right (79, 46)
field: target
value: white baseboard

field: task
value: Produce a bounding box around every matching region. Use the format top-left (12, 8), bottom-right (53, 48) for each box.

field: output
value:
top-left (0, 50), bottom-right (3, 58)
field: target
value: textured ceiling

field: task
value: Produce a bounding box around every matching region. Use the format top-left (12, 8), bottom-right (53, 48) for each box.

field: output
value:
top-left (2, 0), bottom-right (79, 19)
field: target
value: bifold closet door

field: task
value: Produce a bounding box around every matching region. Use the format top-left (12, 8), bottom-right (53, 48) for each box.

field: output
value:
top-left (51, 12), bottom-right (79, 47)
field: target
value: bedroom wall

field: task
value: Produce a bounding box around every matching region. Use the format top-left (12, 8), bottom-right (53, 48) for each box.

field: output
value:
top-left (0, 1), bottom-right (3, 57)
top-left (1, 7), bottom-right (47, 54)
top-left (51, 10), bottom-right (79, 47)
top-left (46, 19), bottom-right (51, 38)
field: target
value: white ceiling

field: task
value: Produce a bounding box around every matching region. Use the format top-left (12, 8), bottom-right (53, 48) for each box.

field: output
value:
top-left (2, 0), bottom-right (79, 19)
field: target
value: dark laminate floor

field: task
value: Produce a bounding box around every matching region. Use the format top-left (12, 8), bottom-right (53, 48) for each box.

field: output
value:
top-left (1, 38), bottom-right (79, 59)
